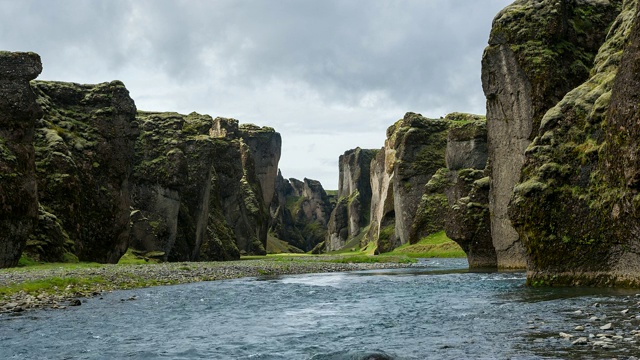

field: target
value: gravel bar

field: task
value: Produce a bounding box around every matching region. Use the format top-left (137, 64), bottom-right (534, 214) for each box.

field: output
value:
top-left (0, 259), bottom-right (414, 314)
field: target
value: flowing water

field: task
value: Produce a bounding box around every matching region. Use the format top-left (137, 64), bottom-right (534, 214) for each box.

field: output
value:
top-left (2, 259), bottom-right (640, 359)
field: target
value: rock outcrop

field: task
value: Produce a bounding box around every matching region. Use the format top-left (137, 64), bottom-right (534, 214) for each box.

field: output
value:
top-left (30, 80), bottom-right (138, 263)
top-left (326, 147), bottom-right (378, 251)
top-left (270, 175), bottom-right (333, 251)
top-left (509, 0), bottom-right (639, 285)
top-left (269, 170), bottom-right (306, 250)
top-left (129, 112), bottom-right (240, 261)
top-left (442, 119), bottom-right (495, 268)
top-left (365, 112), bottom-right (450, 252)
top-left (238, 124), bottom-right (281, 208)
top-left (0, 52), bottom-right (42, 268)
top-left (481, 0), bottom-right (620, 268)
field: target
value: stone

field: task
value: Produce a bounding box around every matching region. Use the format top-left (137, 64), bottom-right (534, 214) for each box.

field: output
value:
top-left (575, 326), bottom-right (585, 331)
top-left (559, 332), bottom-right (573, 339)
top-left (600, 323), bottom-right (613, 330)
top-left (572, 337), bottom-right (588, 345)
top-left (0, 51), bottom-right (42, 268)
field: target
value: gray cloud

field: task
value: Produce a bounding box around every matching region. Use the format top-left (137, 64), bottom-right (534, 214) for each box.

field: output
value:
top-left (0, 0), bottom-right (512, 188)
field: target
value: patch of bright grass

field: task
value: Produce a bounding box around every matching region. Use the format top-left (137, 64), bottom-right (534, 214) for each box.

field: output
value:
top-left (383, 231), bottom-right (465, 258)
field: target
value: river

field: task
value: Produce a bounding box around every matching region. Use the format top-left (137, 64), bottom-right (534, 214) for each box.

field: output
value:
top-left (1, 258), bottom-right (640, 359)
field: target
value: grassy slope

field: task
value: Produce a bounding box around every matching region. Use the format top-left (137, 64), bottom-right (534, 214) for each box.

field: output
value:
top-left (384, 231), bottom-right (466, 258)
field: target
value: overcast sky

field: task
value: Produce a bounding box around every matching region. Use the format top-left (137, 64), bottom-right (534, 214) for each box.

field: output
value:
top-left (1, 0), bottom-right (512, 189)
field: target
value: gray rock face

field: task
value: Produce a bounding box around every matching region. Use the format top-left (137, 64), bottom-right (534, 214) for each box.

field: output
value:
top-left (446, 121), bottom-right (488, 171)
top-left (366, 148), bottom-right (395, 252)
top-left (482, 41), bottom-right (532, 269)
top-left (481, 0), bottom-right (618, 268)
top-left (238, 123), bottom-right (282, 207)
top-left (0, 52), bottom-right (42, 268)
top-left (326, 147), bottom-right (378, 251)
top-left (441, 120), bottom-right (494, 268)
top-left (31, 80), bottom-right (138, 263)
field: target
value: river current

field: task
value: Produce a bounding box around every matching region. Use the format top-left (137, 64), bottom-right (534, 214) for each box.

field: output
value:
top-left (2, 258), bottom-right (640, 359)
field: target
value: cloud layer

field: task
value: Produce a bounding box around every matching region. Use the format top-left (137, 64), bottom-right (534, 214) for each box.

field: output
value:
top-left (1, 0), bottom-right (512, 188)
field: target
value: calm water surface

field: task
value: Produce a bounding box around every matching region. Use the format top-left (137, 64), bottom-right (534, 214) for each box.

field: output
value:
top-left (2, 258), bottom-right (640, 359)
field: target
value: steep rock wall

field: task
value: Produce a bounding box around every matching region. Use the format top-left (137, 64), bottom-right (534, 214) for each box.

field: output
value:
top-left (31, 80), bottom-right (138, 263)
top-left (130, 112), bottom-right (240, 261)
top-left (326, 147), bottom-right (378, 251)
top-left (238, 123), bottom-right (282, 207)
top-left (0, 52), bottom-right (42, 267)
top-left (482, 0), bottom-right (620, 268)
top-left (269, 170), bottom-right (306, 250)
top-left (510, 0), bottom-right (639, 286)
top-left (442, 119), bottom-right (495, 268)
top-left (364, 112), bottom-right (450, 252)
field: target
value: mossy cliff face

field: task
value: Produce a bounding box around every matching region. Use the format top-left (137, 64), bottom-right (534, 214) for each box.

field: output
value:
top-left (0, 52), bottom-right (42, 268)
top-left (482, 0), bottom-right (621, 268)
top-left (510, 0), bottom-right (640, 286)
top-left (326, 147), bottom-right (378, 251)
top-left (365, 112), bottom-right (449, 252)
top-left (238, 124), bottom-right (281, 208)
top-left (31, 80), bottom-right (139, 263)
top-left (130, 112), bottom-right (240, 261)
top-left (269, 170), bottom-right (306, 250)
top-left (211, 117), bottom-right (269, 255)
top-left (287, 177), bottom-right (333, 251)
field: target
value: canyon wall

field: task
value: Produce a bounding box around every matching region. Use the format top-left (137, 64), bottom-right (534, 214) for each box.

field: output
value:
top-left (326, 147), bottom-right (378, 251)
top-left (481, 0), bottom-right (620, 268)
top-left (509, 0), bottom-right (640, 285)
top-left (0, 52), bottom-right (42, 268)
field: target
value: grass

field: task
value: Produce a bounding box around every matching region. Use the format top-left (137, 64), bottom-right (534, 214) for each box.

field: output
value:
top-left (266, 234), bottom-right (304, 254)
top-left (384, 231), bottom-right (466, 258)
top-left (0, 276), bottom-right (108, 298)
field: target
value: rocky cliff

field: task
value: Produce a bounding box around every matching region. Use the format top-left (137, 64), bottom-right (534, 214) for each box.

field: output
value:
top-left (30, 80), bottom-right (138, 263)
top-left (509, 0), bottom-right (640, 285)
top-left (269, 170), bottom-right (306, 250)
top-left (129, 112), bottom-right (240, 261)
top-left (326, 147), bottom-right (378, 251)
top-left (0, 52), bottom-right (42, 268)
top-left (238, 124), bottom-right (281, 208)
top-left (441, 118), bottom-right (494, 268)
top-left (481, 0), bottom-right (621, 268)
top-left (365, 112), bottom-right (450, 252)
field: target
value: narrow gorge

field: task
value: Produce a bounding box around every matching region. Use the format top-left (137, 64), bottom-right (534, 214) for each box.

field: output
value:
top-left (2, 0), bottom-right (640, 291)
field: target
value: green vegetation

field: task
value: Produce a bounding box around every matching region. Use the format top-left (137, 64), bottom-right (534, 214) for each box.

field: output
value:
top-left (0, 276), bottom-right (108, 298)
top-left (385, 231), bottom-right (466, 258)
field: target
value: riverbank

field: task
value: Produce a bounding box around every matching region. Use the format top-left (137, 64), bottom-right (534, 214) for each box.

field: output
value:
top-left (0, 257), bottom-right (416, 314)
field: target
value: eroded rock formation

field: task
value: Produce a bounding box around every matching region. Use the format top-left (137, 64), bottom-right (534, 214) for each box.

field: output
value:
top-left (129, 112), bottom-right (240, 261)
top-left (481, 0), bottom-right (620, 268)
top-left (326, 147), bottom-right (378, 251)
top-left (364, 112), bottom-right (450, 252)
top-left (0, 52), bottom-right (42, 268)
top-left (442, 119), bottom-right (495, 268)
top-left (509, 0), bottom-right (639, 285)
top-left (29, 80), bottom-right (139, 263)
